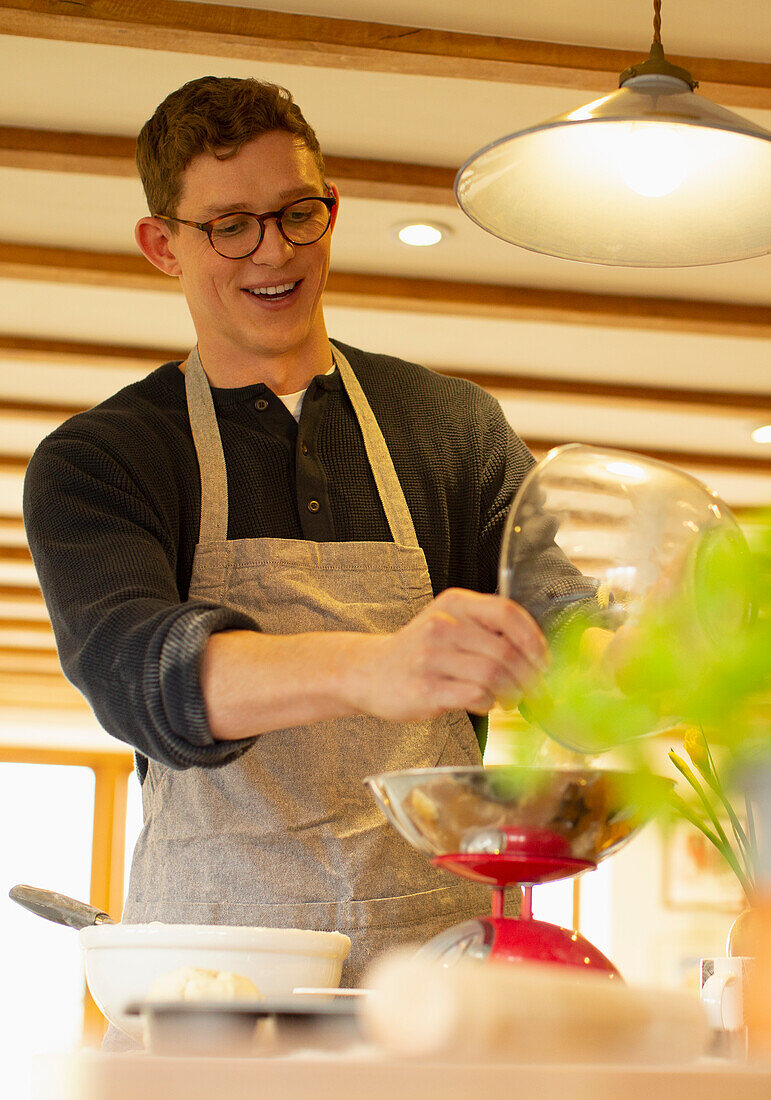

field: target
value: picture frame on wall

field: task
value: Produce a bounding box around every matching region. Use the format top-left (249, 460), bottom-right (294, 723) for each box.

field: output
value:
top-left (661, 818), bottom-right (746, 913)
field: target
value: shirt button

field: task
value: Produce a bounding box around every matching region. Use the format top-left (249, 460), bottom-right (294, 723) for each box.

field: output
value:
top-left (300, 442), bottom-right (309, 455)
top-left (255, 398), bottom-right (269, 411)
top-left (307, 500), bottom-right (320, 513)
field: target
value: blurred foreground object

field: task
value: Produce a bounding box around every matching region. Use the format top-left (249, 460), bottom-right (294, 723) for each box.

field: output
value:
top-left (362, 951), bottom-right (709, 1063)
top-left (502, 457), bottom-right (770, 1054)
top-left (668, 725), bottom-right (758, 903)
top-left (743, 758), bottom-right (771, 1061)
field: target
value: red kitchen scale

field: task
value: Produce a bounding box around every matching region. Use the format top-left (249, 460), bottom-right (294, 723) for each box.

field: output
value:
top-left (366, 766), bottom-right (668, 979)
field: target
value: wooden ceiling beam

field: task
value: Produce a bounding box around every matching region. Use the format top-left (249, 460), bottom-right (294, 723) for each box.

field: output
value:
top-left (0, 355), bottom-right (769, 421)
top-left (0, 514), bottom-right (25, 529)
top-left (0, 616), bottom-right (51, 632)
top-left (0, 453), bottom-right (30, 472)
top-left (0, 334), bottom-right (175, 366)
top-left (0, 396), bottom-right (89, 419)
top-left (523, 438), bottom-right (770, 474)
top-left (437, 370), bottom-right (771, 417)
top-left (0, 641), bottom-right (53, 653)
top-left (328, 271), bottom-right (771, 339)
top-left (0, 671), bottom-right (89, 710)
top-left (0, 126), bottom-right (455, 205)
top-left (0, 241), bottom-right (163, 291)
top-left (0, 584), bottom-right (42, 602)
top-left (0, 544), bottom-right (32, 561)
top-left (0, 125), bottom-right (138, 178)
top-left (0, 442), bottom-right (766, 479)
top-left (0, 646), bottom-right (62, 677)
top-left (0, 2), bottom-right (767, 109)
top-left (1, 242), bottom-right (769, 339)
top-left (0, 395), bottom-right (91, 419)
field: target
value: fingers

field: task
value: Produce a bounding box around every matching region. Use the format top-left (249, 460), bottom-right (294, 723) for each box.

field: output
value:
top-left (426, 628), bottom-right (544, 699)
top-left (436, 588), bottom-right (550, 673)
top-left (420, 675), bottom-right (497, 717)
top-left (413, 590), bottom-right (550, 711)
top-left (431, 589), bottom-right (549, 673)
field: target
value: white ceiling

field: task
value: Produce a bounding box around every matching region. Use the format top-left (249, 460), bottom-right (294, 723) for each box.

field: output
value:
top-left (0, 0), bottom-right (768, 517)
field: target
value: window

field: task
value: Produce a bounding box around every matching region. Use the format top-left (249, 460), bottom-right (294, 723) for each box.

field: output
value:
top-left (1, 763), bottom-right (95, 1094)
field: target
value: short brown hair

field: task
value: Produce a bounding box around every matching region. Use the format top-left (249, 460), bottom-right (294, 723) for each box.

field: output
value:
top-left (136, 75), bottom-right (325, 219)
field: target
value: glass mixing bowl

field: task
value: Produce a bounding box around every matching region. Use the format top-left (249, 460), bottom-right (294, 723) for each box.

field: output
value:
top-left (498, 444), bottom-right (751, 753)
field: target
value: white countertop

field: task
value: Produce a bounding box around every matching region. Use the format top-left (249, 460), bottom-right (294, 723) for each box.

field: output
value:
top-left (32, 1051), bottom-right (771, 1100)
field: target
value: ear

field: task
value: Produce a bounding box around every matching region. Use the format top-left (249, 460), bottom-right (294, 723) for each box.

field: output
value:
top-left (135, 217), bottom-right (182, 277)
top-left (327, 183), bottom-right (341, 233)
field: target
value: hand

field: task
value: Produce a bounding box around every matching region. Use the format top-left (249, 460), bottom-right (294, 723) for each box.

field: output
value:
top-left (348, 588), bottom-right (550, 723)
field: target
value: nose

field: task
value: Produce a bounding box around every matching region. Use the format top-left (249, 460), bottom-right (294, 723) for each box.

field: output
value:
top-left (250, 216), bottom-right (295, 265)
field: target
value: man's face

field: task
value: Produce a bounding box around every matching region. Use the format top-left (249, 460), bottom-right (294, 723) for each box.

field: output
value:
top-left (166, 130), bottom-right (338, 374)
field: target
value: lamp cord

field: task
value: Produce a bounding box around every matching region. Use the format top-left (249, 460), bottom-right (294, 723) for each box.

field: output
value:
top-left (653, 0), bottom-right (662, 44)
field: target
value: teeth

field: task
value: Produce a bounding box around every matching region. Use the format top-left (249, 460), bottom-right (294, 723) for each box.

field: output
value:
top-left (248, 282), bottom-right (297, 297)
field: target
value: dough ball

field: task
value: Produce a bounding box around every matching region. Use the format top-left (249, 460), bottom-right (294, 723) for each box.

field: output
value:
top-left (147, 966), bottom-right (261, 1002)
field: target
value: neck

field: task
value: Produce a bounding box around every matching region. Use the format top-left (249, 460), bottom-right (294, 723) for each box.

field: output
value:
top-left (192, 329), bottom-right (334, 393)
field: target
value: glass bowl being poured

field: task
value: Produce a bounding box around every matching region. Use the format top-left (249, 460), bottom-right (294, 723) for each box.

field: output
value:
top-left (498, 444), bottom-right (751, 754)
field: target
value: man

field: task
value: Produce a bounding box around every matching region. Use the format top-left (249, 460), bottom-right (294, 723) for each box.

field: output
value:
top-left (24, 76), bottom-right (555, 984)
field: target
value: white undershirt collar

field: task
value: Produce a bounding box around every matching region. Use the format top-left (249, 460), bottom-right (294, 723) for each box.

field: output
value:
top-left (276, 360), bottom-right (336, 422)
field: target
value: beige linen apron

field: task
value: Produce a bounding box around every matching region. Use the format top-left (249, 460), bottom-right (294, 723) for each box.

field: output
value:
top-left (122, 344), bottom-right (493, 985)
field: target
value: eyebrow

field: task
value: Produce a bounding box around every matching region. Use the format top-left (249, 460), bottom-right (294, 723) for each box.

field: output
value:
top-left (199, 186), bottom-right (324, 219)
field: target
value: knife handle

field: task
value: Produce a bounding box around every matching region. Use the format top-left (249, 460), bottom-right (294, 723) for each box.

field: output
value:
top-left (9, 884), bottom-right (114, 929)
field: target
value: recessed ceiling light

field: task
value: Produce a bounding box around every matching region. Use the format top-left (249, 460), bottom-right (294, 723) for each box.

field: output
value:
top-left (751, 425), bottom-right (771, 443)
top-left (395, 222), bottom-right (449, 247)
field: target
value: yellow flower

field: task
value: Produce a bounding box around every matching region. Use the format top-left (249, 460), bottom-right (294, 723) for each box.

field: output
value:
top-left (683, 725), bottom-right (713, 780)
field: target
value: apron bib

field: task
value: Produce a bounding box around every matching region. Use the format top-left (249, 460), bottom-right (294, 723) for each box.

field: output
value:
top-left (122, 344), bottom-right (493, 984)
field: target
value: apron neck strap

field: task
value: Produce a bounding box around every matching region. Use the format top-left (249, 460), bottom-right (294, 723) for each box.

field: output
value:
top-left (184, 343), bottom-right (420, 549)
top-left (331, 347), bottom-right (419, 549)
top-left (184, 345), bottom-right (229, 543)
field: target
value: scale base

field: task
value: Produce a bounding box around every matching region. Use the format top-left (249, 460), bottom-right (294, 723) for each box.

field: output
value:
top-left (416, 917), bottom-right (621, 979)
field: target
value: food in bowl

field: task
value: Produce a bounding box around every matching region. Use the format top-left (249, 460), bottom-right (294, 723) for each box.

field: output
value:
top-left (146, 965), bottom-right (262, 1002)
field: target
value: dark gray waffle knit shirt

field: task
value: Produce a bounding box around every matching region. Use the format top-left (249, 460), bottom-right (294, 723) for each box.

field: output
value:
top-left (24, 339), bottom-right (570, 779)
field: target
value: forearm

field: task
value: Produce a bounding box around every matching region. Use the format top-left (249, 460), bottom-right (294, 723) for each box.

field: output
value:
top-left (201, 589), bottom-right (550, 741)
top-left (199, 629), bottom-right (379, 740)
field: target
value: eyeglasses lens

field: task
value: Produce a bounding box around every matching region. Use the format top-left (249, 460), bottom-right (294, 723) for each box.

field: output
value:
top-left (280, 198), bottom-right (332, 245)
top-left (209, 198), bottom-right (331, 258)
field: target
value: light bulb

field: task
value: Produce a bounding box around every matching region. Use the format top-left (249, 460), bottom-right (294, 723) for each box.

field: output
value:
top-left (752, 425), bottom-right (771, 443)
top-left (620, 125), bottom-right (688, 197)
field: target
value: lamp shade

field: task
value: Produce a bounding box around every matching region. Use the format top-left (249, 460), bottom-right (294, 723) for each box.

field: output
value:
top-left (455, 74), bottom-right (771, 267)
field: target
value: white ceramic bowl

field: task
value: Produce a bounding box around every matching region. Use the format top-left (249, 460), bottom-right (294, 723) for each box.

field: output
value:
top-left (79, 923), bottom-right (351, 1041)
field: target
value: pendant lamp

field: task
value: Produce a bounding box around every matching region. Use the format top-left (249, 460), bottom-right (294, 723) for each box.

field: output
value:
top-left (455, 1), bottom-right (771, 267)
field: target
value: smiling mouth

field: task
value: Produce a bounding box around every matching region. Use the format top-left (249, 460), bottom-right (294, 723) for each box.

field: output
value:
top-left (244, 280), bottom-right (300, 302)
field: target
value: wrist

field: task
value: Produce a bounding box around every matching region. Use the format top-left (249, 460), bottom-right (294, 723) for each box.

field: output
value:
top-left (327, 631), bottom-right (389, 716)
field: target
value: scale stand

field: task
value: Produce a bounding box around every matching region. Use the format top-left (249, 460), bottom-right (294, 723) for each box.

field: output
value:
top-left (418, 852), bottom-right (621, 977)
